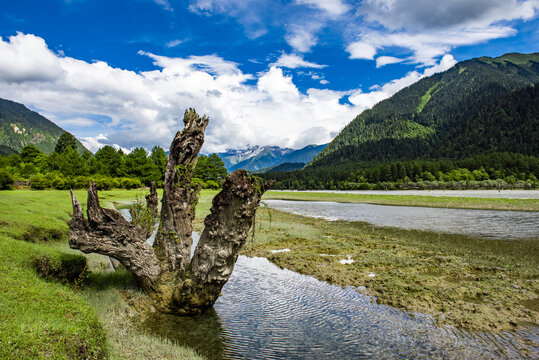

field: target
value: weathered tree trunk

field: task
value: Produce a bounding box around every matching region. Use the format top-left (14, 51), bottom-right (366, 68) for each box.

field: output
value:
top-left (69, 184), bottom-right (161, 289)
top-left (68, 108), bottom-right (273, 315)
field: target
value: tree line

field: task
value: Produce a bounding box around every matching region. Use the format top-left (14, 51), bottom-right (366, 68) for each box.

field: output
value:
top-left (261, 152), bottom-right (539, 190)
top-left (0, 132), bottom-right (227, 190)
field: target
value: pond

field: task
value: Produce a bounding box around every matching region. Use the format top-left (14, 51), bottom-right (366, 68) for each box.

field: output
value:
top-left (263, 200), bottom-right (539, 240)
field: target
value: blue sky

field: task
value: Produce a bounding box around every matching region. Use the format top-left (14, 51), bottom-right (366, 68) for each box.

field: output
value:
top-left (0, 0), bottom-right (537, 153)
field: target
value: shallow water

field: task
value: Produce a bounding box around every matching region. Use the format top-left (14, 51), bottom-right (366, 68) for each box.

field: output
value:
top-left (264, 200), bottom-right (539, 239)
top-left (277, 189), bottom-right (539, 199)
top-left (145, 242), bottom-right (538, 359)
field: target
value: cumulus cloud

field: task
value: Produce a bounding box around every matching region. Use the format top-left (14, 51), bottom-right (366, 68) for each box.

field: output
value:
top-left (347, 0), bottom-right (539, 67)
top-left (0, 33), bottom-right (371, 152)
top-left (349, 27), bottom-right (517, 65)
top-left (349, 0), bottom-right (538, 65)
top-left (376, 56), bottom-right (404, 68)
top-left (346, 41), bottom-right (377, 60)
top-left (270, 53), bottom-right (327, 69)
top-left (0, 32), bottom-right (64, 82)
top-left (295, 0), bottom-right (350, 17)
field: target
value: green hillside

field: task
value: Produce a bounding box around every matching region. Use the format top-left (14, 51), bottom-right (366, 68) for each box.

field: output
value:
top-left (310, 52), bottom-right (539, 168)
top-left (0, 98), bottom-right (87, 155)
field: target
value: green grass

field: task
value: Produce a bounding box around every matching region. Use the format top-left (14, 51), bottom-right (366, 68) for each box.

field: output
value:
top-left (263, 190), bottom-right (539, 211)
top-left (416, 82), bottom-right (439, 113)
top-left (194, 190), bottom-right (538, 331)
top-left (0, 189), bottom-right (108, 359)
top-left (0, 189), bottom-right (204, 360)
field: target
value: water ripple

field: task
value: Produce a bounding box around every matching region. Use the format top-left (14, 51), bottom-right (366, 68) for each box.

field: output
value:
top-left (144, 254), bottom-right (538, 359)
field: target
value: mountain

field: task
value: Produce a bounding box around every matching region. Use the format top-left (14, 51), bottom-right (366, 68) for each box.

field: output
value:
top-left (228, 146), bottom-right (293, 172)
top-left (279, 144), bottom-right (327, 164)
top-left (216, 146), bottom-right (270, 170)
top-left (309, 52), bottom-right (539, 169)
top-left (0, 98), bottom-right (87, 155)
top-left (217, 143), bottom-right (327, 172)
top-left (261, 162), bottom-right (306, 173)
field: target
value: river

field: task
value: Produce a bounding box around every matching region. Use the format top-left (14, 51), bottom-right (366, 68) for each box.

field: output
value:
top-left (263, 200), bottom-right (539, 240)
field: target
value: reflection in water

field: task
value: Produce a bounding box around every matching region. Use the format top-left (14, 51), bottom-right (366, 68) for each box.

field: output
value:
top-left (144, 308), bottom-right (229, 360)
top-left (264, 200), bottom-right (539, 240)
top-left (146, 255), bottom-right (538, 360)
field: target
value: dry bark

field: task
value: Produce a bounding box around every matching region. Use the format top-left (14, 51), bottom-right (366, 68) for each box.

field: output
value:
top-left (69, 183), bottom-right (161, 289)
top-left (68, 108), bottom-right (272, 315)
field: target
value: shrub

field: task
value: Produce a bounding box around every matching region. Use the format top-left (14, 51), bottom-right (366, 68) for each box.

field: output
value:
top-left (20, 226), bottom-right (65, 243)
top-left (30, 174), bottom-right (48, 189)
top-left (33, 253), bottom-right (88, 284)
top-left (0, 168), bottom-right (14, 190)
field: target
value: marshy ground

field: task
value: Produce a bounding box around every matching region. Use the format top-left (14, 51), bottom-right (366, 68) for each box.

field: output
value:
top-left (195, 190), bottom-right (539, 332)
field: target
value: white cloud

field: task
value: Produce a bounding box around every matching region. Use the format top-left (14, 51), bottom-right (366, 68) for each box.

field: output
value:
top-left (347, 26), bottom-right (518, 65)
top-left (320, 79), bottom-right (330, 85)
top-left (350, 0), bottom-right (538, 66)
top-left (80, 134), bottom-right (109, 153)
top-left (376, 56), bottom-right (404, 68)
top-left (0, 33), bottom-right (369, 152)
top-left (285, 26), bottom-right (319, 53)
top-left (0, 32), bottom-right (64, 82)
top-left (295, 0), bottom-right (350, 17)
top-left (346, 41), bottom-right (377, 60)
top-left (165, 39), bottom-right (183, 48)
top-left (270, 53), bottom-right (327, 69)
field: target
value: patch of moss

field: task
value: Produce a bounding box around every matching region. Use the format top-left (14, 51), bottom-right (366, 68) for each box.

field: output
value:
top-left (33, 253), bottom-right (88, 284)
top-left (19, 225), bottom-right (65, 243)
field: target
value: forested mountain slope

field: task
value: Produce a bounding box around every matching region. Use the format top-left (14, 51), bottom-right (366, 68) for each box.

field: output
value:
top-left (309, 52), bottom-right (539, 168)
top-left (0, 98), bottom-right (87, 155)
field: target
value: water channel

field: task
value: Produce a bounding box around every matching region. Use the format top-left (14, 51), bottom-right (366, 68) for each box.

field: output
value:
top-left (115, 202), bottom-right (538, 359)
top-left (280, 189), bottom-right (539, 199)
top-left (263, 200), bottom-right (539, 240)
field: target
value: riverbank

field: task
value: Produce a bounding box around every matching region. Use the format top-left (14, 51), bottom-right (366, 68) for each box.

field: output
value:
top-left (194, 191), bottom-right (539, 332)
top-left (263, 190), bottom-right (539, 211)
top-left (0, 189), bottom-right (203, 360)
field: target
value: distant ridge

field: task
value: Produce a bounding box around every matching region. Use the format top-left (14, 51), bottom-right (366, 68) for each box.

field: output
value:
top-left (217, 143), bottom-right (326, 172)
top-left (0, 98), bottom-right (87, 155)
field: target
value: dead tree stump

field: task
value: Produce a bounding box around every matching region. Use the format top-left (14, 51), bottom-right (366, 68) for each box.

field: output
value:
top-left (69, 108), bottom-right (273, 315)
